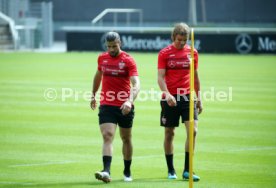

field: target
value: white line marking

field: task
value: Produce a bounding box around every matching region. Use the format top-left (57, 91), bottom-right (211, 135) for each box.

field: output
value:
top-left (134, 153), bottom-right (183, 159)
top-left (133, 147), bottom-right (276, 159)
top-left (0, 181), bottom-right (36, 185)
top-left (9, 160), bottom-right (76, 167)
top-left (229, 146), bottom-right (276, 152)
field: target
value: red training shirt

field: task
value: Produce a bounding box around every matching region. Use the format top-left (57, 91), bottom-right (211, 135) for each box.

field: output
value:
top-left (158, 44), bottom-right (198, 95)
top-left (98, 51), bottom-right (138, 106)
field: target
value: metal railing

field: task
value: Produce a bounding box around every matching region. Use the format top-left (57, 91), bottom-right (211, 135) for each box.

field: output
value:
top-left (0, 11), bottom-right (19, 49)
top-left (91, 8), bottom-right (143, 26)
top-left (0, 0), bottom-right (53, 49)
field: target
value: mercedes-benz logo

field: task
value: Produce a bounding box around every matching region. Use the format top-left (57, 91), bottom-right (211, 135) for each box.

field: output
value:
top-left (235, 34), bottom-right (253, 54)
top-left (168, 61), bottom-right (175, 68)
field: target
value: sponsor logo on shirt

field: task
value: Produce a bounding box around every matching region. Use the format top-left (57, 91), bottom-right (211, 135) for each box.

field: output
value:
top-left (168, 61), bottom-right (175, 68)
top-left (101, 65), bottom-right (127, 77)
top-left (182, 61), bottom-right (190, 68)
top-left (167, 60), bottom-right (190, 69)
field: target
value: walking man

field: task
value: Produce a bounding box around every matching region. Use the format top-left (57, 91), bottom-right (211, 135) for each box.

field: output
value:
top-left (91, 31), bottom-right (140, 183)
top-left (157, 23), bottom-right (203, 181)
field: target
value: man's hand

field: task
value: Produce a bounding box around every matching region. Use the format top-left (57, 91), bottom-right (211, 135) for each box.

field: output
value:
top-left (196, 100), bottom-right (203, 114)
top-left (120, 100), bottom-right (132, 115)
top-left (90, 98), bottom-right (97, 110)
top-left (166, 93), bottom-right (177, 107)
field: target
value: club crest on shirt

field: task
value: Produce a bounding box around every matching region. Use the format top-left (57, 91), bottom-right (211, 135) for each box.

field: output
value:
top-left (119, 62), bottom-right (125, 69)
top-left (187, 54), bottom-right (192, 63)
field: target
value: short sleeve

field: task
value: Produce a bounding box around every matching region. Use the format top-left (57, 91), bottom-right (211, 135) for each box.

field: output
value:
top-left (128, 57), bottom-right (138, 76)
top-left (194, 50), bottom-right (199, 70)
top-left (97, 55), bottom-right (102, 71)
top-left (158, 51), bottom-right (166, 69)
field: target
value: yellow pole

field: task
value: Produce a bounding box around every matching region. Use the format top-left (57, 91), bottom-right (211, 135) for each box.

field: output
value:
top-left (189, 28), bottom-right (195, 188)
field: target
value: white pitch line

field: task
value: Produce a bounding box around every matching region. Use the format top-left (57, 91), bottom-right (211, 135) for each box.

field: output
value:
top-left (0, 181), bottom-right (36, 185)
top-left (229, 146), bottom-right (276, 152)
top-left (9, 160), bottom-right (76, 168)
top-left (7, 147), bottom-right (276, 168)
top-left (133, 147), bottom-right (276, 159)
top-left (134, 153), bottom-right (183, 159)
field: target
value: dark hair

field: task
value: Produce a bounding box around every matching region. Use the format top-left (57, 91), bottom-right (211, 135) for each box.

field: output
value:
top-left (105, 31), bottom-right (120, 42)
top-left (171, 23), bottom-right (190, 41)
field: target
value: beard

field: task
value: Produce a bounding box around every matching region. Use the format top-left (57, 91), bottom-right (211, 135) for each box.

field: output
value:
top-left (109, 51), bottom-right (119, 57)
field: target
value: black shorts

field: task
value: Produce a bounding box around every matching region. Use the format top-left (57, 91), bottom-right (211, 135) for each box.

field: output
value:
top-left (160, 94), bottom-right (198, 127)
top-left (98, 105), bottom-right (135, 128)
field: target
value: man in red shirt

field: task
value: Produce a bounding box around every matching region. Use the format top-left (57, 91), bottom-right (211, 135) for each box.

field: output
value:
top-left (90, 31), bottom-right (140, 183)
top-left (158, 23), bottom-right (203, 181)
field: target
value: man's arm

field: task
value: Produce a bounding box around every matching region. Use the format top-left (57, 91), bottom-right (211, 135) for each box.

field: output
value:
top-left (194, 70), bottom-right (203, 114)
top-left (158, 69), bottom-right (176, 106)
top-left (90, 70), bottom-right (102, 110)
top-left (129, 76), bottom-right (140, 103)
top-left (120, 76), bottom-right (140, 115)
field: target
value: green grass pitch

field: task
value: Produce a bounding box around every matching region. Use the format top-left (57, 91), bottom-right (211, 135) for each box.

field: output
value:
top-left (0, 52), bottom-right (276, 188)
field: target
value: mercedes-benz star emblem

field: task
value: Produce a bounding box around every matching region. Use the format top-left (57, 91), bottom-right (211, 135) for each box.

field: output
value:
top-left (235, 34), bottom-right (253, 54)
